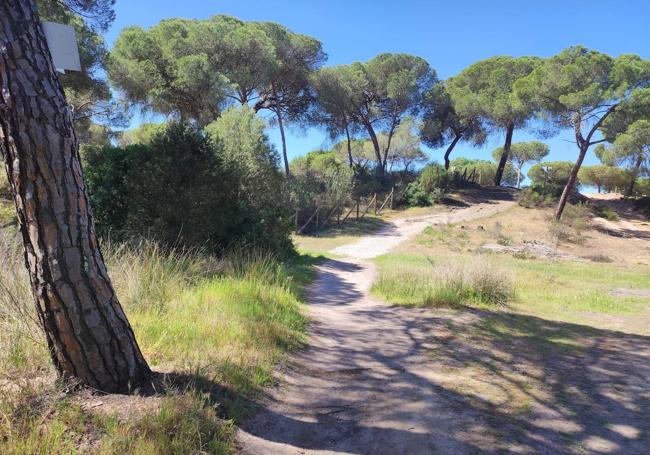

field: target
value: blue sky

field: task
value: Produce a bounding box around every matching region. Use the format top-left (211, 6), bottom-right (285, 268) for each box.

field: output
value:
top-left (105, 0), bottom-right (650, 180)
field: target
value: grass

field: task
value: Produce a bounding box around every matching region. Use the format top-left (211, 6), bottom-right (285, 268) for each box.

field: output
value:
top-left (0, 231), bottom-right (319, 454)
top-left (373, 254), bottom-right (515, 307)
top-left (293, 215), bottom-right (388, 254)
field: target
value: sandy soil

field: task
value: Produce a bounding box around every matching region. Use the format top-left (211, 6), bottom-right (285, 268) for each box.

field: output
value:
top-left (237, 192), bottom-right (518, 454)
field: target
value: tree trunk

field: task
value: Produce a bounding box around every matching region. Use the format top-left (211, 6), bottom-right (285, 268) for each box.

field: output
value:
top-left (625, 154), bottom-right (644, 196)
top-left (444, 133), bottom-right (462, 170)
top-left (363, 120), bottom-right (384, 178)
top-left (0, 0), bottom-right (150, 393)
top-left (494, 123), bottom-right (514, 186)
top-left (555, 143), bottom-right (589, 220)
top-left (271, 85), bottom-right (290, 177)
top-left (345, 124), bottom-right (353, 168)
top-left (515, 167), bottom-right (522, 189)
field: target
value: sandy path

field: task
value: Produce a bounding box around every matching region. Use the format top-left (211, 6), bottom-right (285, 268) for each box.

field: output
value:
top-left (237, 197), bottom-right (516, 454)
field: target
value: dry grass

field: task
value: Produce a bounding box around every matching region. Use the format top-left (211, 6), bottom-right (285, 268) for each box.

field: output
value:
top-left (0, 230), bottom-right (316, 453)
top-left (373, 255), bottom-right (515, 307)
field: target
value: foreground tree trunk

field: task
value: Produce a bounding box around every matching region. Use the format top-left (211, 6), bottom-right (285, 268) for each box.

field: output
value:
top-left (0, 0), bottom-right (150, 392)
top-left (494, 123), bottom-right (514, 186)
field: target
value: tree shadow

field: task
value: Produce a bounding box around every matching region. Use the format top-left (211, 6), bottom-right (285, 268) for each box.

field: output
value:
top-left (236, 257), bottom-right (650, 454)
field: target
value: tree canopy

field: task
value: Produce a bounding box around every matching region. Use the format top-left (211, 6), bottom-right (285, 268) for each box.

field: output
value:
top-left (447, 56), bottom-right (541, 185)
top-left (491, 141), bottom-right (549, 187)
top-left (515, 46), bottom-right (650, 218)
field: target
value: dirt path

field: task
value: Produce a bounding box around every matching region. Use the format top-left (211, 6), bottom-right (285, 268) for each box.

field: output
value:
top-left (237, 196), bottom-right (516, 454)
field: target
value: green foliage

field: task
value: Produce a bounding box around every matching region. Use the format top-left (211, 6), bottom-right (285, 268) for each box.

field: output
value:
top-left (578, 165), bottom-right (629, 193)
top-left (373, 256), bottom-right (515, 307)
top-left (289, 150), bottom-right (354, 213)
top-left (109, 19), bottom-right (230, 125)
top-left (448, 56), bottom-right (541, 130)
top-left (527, 161), bottom-right (575, 197)
top-left (450, 157), bottom-right (517, 186)
top-left (118, 122), bottom-right (167, 146)
top-left (312, 54), bottom-right (436, 173)
top-left (37, 0), bottom-right (125, 139)
top-left (491, 141), bottom-right (549, 186)
top-left (420, 82), bottom-right (486, 167)
top-left (405, 163), bottom-right (450, 206)
top-left (517, 187), bottom-right (554, 208)
top-left (83, 123), bottom-right (292, 253)
top-left (204, 106), bottom-right (289, 248)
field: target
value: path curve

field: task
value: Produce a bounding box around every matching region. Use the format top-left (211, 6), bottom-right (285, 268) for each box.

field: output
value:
top-left (238, 194), bottom-right (516, 454)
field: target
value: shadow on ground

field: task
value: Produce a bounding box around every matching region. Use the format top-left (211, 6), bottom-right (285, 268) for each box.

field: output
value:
top-left (238, 257), bottom-right (650, 454)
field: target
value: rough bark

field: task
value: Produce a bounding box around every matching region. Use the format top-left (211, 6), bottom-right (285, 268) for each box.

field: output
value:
top-left (0, 0), bottom-right (150, 392)
top-left (494, 123), bottom-right (514, 186)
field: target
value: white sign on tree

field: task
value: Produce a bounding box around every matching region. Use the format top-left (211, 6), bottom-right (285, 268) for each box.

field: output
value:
top-left (41, 21), bottom-right (81, 73)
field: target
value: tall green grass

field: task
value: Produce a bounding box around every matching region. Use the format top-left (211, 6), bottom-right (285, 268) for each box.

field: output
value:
top-left (0, 233), bottom-right (315, 454)
top-left (373, 255), bottom-right (515, 307)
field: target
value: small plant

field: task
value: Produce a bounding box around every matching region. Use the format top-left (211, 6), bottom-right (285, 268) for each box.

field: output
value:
top-left (592, 204), bottom-right (618, 221)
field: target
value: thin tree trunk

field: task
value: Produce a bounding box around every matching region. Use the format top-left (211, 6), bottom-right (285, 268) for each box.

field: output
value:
top-left (555, 143), bottom-right (589, 220)
top-left (363, 120), bottom-right (384, 178)
top-left (345, 124), bottom-right (353, 168)
top-left (494, 123), bottom-right (514, 186)
top-left (625, 154), bottom-right (644, 196)
top-left (271, 85), bottom-right (290, 177)
top-left (444, 133), bottom-right (462, 170)
top-left (0, 0), bottom-right (150, 393)
top-left (516, 167), bottom-right (522, 189)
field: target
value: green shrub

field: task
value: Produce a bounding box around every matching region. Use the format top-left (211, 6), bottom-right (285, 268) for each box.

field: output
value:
top-left (527, 161), bottom-right (575, 197)
top-left (83, 123), bottom-right (292, 254)
top-left (405, 163), bottom-right (450, 207)
top-left (450, 157), bottom-right (518, 186)
top-left (517, 187), bottom-right (554, 208)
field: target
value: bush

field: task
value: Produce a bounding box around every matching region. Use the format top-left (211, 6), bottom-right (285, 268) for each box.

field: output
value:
top-left (527, 161), bottom-right (575, 197)
top-left (83, 123), bottom-right (292, 254)
top-left (549, 203), bottom-right (591, 244)
top-left (517, 187), bottom-right (554, 208)
top-left (405, 163), bottom-right (450, 207)
top-left (450, 157), bottom-right (518, 187)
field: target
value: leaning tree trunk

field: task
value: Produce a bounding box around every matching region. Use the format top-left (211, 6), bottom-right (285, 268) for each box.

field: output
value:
top-left (555, 143), bottom-right (589, 220)
top-left (443, 133), bottom-right (462, 170)
top-left (0, 0), bottom-right (150, 393)
top-left (494, 123), bottom-right (514, 186)
top-left (363, 120), bottom-right (384, 179)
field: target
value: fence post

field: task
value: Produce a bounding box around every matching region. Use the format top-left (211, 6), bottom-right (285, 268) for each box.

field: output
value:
top-left (374, 193), bottom-right (378, 215)
top-left (390, 186), bottom-right (394, 209)
top-left (356, 199), bottom-right (359, 220)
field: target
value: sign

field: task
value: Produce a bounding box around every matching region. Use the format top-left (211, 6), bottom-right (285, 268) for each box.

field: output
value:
top-left (41, 21), bottom-right (81, 73)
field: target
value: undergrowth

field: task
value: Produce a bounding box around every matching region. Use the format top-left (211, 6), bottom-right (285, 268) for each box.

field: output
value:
top-left (0, 231), bottom-right (317, 453)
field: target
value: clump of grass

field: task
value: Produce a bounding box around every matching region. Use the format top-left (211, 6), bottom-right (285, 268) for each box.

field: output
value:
top-left (0, 385), bottom-right (234, 455)
top-left (592, 204), bottom-right (619, 221)
top-left (0, 233), bottom-right (314, 451)
top-left (550, 203), bottom-right (591, 244)
top-left (373, 256), bottom-right (515, 307)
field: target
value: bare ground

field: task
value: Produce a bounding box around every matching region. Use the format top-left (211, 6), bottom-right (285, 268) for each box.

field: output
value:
top-left (238, 191), bottom-right (533, 454)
